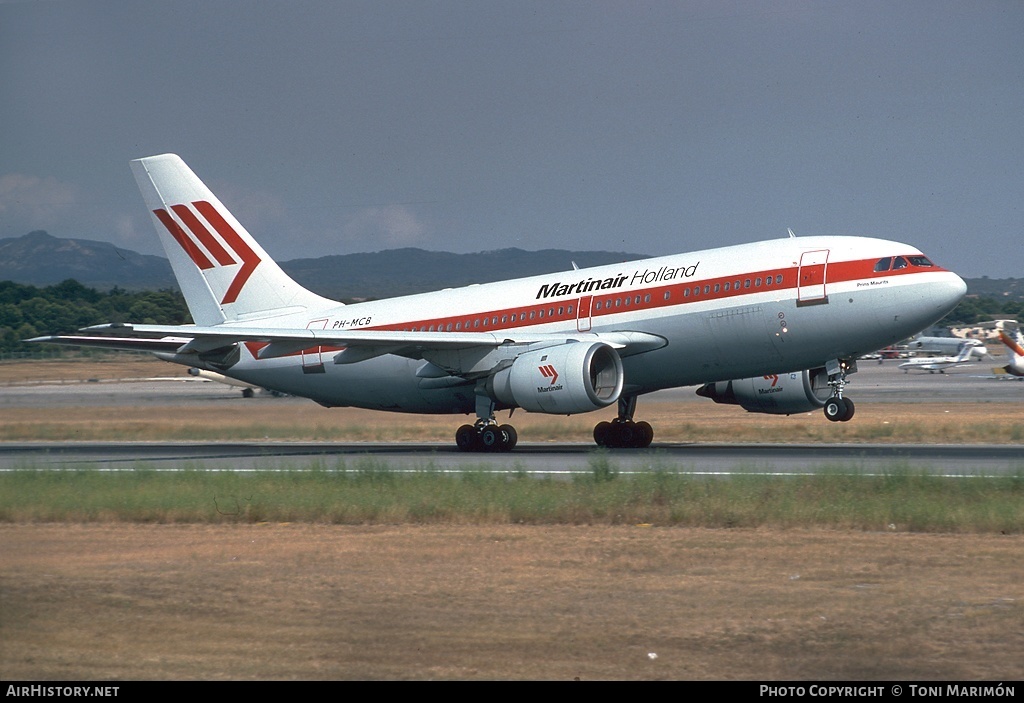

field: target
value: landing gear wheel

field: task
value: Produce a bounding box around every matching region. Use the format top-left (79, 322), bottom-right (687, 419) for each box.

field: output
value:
top-left (823, 397), bottom-right (855, 422)
top-left (499, 424), bottom-right (518, 451)
top-left (594, 419), bottom-right (654, 448)
top-left (823, 397), bottom-right (845, 422)
top-left (456, 424), bottom-right (481, 451)
top-left (839, 397), bottom-right (855, 422)
top-left (480, 425), bottom-right (505, 452)
top-left (635, 421), bottom-right (654, 448)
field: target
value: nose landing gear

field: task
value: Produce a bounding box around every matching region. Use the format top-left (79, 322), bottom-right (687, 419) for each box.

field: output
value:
top-left (823, 358), bottom-right (856, 422)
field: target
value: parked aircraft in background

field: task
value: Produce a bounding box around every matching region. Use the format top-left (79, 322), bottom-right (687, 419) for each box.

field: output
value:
top-left (907, 335), bottom-right (988, 359)
top-left (898, 341), bottom-right (976, 374)
top-left (31, 154), bottom-right (967, 450)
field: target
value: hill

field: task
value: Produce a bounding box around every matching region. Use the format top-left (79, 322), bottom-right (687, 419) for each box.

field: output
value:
top-left (0, 231), bottom-right (1018, 302)
top-left (0, 231), bottom-right (176, 291)
top-left (0, 232), bottom-right (643, 299)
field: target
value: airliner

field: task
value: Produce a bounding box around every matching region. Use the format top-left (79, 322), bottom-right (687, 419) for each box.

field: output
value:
top-left (907, 335), bottom-right (988, 359)
top-left (31, 154), bottom-right (968, 450)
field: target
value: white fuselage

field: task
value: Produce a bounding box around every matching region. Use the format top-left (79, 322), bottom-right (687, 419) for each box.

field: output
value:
top-left (195, 235), bottom-right (965, 414)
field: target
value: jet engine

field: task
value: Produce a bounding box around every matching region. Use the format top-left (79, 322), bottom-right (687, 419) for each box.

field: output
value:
top-left (695, 368), bottom-right (831, 415)
top-left (488, 342), bottom-right (624, 414)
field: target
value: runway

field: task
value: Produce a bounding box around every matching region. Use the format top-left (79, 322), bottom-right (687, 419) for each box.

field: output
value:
top-left (2, 441), bottom-right (1022, 475)
top-left (2, 360), bottom-right (1023, 474)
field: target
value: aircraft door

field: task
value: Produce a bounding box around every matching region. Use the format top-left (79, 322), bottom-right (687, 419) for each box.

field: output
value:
top-left (577, 295), bottom-right (593, 332)
top-left (797, 249), bottom-right (829, 306)
top-left (302, 319), bottom-right (329, 373)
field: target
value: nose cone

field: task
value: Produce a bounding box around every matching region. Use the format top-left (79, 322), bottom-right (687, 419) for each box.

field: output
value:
top-left (940, 271), bottom-right (969, 314)
top-left (889, 270), bottom-right (968, 338)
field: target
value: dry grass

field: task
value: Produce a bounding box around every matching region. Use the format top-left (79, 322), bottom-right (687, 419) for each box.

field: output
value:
top-left (2, 524), bottom-right (1021, 681)
top-left (0, 356), bottom-right (175, 384)
top-left (2, 395), bottom-right (1024, 444)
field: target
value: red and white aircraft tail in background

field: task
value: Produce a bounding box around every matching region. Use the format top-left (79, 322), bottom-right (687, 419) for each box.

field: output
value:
top-left (33, 154), bottom-right (968, 450)
top-left (997, 328), bottom-right (1024, 377)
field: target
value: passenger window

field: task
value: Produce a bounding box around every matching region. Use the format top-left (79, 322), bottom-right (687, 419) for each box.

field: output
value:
top-left (755, 277), bottom-right (762, 286)
top-left (723, 282), bottom-right (730, 291)
top-left (874, 257), bottom-right (892, 272)
top-left (663, 291), bottom-right (671, 300)
top-left (775, 275), bottom-right (783, 284)
top-left (744, 279), bottom-right (751, 288)
top-left (714, 283), bottom-right (721, 293)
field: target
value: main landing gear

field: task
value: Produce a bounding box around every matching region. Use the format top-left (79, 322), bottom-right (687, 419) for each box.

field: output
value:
top-left (593, 395), bottom-right (654, 448)
top-left (455, 421), bottom-right (518, 452)
top-left (822, 358), bottom-right (856, 423)
top-left (456, 394), bottom-right (518, 452)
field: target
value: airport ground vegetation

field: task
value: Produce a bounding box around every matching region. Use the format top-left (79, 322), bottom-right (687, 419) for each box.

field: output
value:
top-left (2, 465), bottom-right (1020, 534)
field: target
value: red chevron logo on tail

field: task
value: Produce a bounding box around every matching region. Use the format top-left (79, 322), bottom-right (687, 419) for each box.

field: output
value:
top-left (153, 200), bottom-right (261, 304)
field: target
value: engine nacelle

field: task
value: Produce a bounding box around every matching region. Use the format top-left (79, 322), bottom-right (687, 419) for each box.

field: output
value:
top-left (488, 342), bottom-right (624, 414)
top-left (695, 368), bottom-right (831, 415)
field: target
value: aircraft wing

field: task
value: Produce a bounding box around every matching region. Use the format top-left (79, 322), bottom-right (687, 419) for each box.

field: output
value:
top-left (31, 323), bottom-right (666, 364)
top-left (25, 334), bottom-right (194, 354)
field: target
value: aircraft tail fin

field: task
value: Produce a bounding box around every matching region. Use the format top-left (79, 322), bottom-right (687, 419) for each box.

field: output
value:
top-left (953, 341), bottom-right (975, 363)
top-left (130, 154), bottom-right (336, 326)
top-left (997, 329), bottom-right (1024, 376)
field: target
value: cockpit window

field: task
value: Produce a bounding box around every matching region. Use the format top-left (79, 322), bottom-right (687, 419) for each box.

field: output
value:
top-left (892, 256), bottom-right (909, 270)
top-left (874, 257), bottom-right (892, 272)
top-left (907, 256), bottom-right (933, 267)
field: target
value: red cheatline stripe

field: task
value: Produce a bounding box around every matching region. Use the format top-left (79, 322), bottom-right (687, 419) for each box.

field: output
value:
top-left (153, 209), bottom-right (214, 270)
top-left (171, 204), bottom-right (237, 266)
top-left (193, 200), bottom-right (261, 305)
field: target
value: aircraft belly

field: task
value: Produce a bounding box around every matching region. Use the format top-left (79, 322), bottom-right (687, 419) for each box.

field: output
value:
top-left (237, 356), bottom-right (474, 414)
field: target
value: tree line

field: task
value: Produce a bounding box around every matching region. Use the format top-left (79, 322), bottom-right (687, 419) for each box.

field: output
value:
top-left (0, 280), bottom-right (189, 355)
top-left (0, 278), bottom-right (1017, 356)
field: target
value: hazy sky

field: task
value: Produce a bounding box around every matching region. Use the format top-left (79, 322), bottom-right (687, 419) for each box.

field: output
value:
top-left (2, 0), bottom-right (1021, 277)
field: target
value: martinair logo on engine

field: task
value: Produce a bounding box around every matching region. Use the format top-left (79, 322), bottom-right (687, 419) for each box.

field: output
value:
top-left (538, 364), bottom-right (562, 392)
